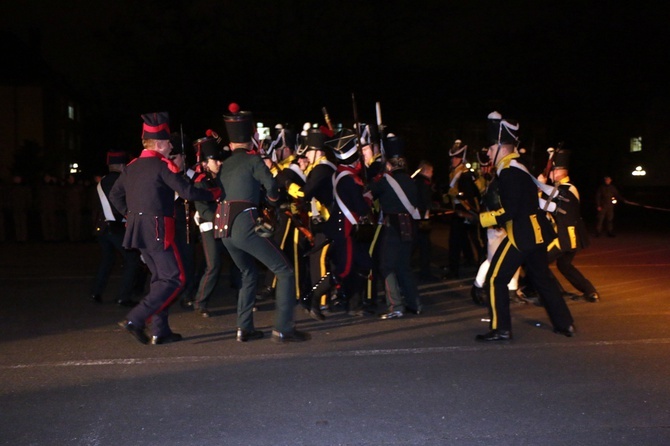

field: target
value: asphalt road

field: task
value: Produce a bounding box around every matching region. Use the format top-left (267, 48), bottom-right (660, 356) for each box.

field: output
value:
top-left (1, 221), bottom-right (669, 446)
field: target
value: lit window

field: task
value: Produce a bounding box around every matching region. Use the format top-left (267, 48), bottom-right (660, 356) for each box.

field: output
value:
top-left (630, 137), bottom-right (642, 152)
top-left (68, 105), bottom-right (75, 120)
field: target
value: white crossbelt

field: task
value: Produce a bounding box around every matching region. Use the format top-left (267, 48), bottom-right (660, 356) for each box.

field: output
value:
top-left (506, 159), bottom-right (560, 213)
top-left (333, 171), bottom-right (358, 225)
top-left (383, 173), bottom-right (420, 220)
top-left (96, 182), bottom-right (122, 222)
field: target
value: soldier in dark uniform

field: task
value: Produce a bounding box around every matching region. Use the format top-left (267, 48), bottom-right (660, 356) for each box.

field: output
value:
top-left (326, 128), bottom-right (373, 315)
top-left (168, 132), bottom-right (200, 309)
top-left (445, 140), bottom-right (482, 279)
top-left (110, 112), bottom-right (220, 345)
top-left (214, 103), bottom-right (310, 343)
top-left (90, 151), bottom-right (142, 306)
top-left (361, 124), bottom-right (385, 311)
top-left (191, 136), bottom-right (225, 317)
top-left (259, 130), bottom-right (305, 302)
top-left (275, 153), bottom-right (312, 307)
top-left (294, 127), bottom-right (337, 320)
top-left (476, 111), bottom-right (575, 341)
top-left (414, 161), bottom-right (436, 281)
top-left (471, 148), bottom-right (523, 307)
top-left (542, 148), bottom-right (600, 303)
top-left (369, 135), bottom-right (423, 319)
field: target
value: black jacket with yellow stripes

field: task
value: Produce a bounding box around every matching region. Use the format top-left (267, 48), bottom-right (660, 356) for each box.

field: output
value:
top-left (479, 153), bottom-right (555, 252)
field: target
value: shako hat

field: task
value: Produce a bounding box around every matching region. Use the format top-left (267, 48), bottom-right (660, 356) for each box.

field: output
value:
top-left (326, 128), bottom-right (359, 164)
top-left (168, 132), bottom-right (194, 162)
top-left (141, 112), bottom-right (171, 140)
top-left (106, 150), bottom-right (129, 165)
top-left (552, 147), bottom-right (570, 170)
top-left (306, 127), bottom-right (326, 152)
top-left (383, 133), bottom-right (405, 159)
top-left (223, 103), bottom-right (255, 143)
top-left (194, 136), bottom-right (223, 161)
top-left (487, 111), bottom-right (519, 146)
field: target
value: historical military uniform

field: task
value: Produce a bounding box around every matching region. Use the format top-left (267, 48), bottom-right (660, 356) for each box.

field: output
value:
top-left (110, 112), bottom-right (219, 345)
top-left (274, 159), bottom-right (312, 304)
top-left (214, 104), bottom-right (309, 342)
top-left (326, 129), bottom-right (372, 314)
top-left (169, 132), bottom-right (200, 309)
top-left (191, 137), bottom-right (226, 316)
top-left (477, 112), bottom-right (574, 341)
top-left (446, 140), bottom-right (482, 278)
top-left (414, 164), bottom-right (435, 280)
top-left (471, 148), bottom-right (522, 307)
top-left (90, 151), bottom-right (142, 305)
top-left (545, 149), bottom-right (599, 302)
top-left (299, 128), bottom-right (337, 319)
top-left (369, 135), bottom-right (422, 318)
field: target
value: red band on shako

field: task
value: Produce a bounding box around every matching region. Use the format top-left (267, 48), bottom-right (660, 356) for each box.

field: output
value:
top-left (142, 122), bottom-right (171, 136)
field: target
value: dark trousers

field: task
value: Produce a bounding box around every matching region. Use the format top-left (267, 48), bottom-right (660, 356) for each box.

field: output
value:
top-left (222, 210), bottom-right (296, 333)
top-left (416, 226), bottom-right (432, 276)
top-left (548, 250), bottom-right (597, 295)
top-left (330, 231), bottom-right (372, 311)
top-left (194, 229), bottom-right (223, 310)
top-left (596, 206), bottom-right (615, 235)
top-left (487, 237), bottom-right (573, 332)
top-left (366, 224), bottom-right (383, 307)
top-left (126, 244), bottom-right (184, 337)
top-left (448, 216), bottom-right (476, 275)
top-left (308, 232), bottom-right (332, 309)
top-left (91, 230), bottom-right (141, 302)
top-left (380, 226), bottom-right (422, 312)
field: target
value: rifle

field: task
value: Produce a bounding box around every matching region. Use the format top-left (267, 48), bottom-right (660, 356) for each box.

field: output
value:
top-left (375, 101), bottom-right (385, 161)
top-left (351, 93), bottom-right (366, 183)
top-left (541, 142), bottom-right (563, 179)
top-left (322, 107), bottom-right (335, 133)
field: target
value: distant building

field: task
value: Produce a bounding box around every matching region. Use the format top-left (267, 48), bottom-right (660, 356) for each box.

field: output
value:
top-left (0, 31), bottom-right (82, 182)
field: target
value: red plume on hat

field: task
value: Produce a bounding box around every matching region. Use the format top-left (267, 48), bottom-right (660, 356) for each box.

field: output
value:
top-left (223, 102), bottom-right (254, 143)
top-left (228, 102), bottom-right (240, 114)
top-left (141, 111), bottom-right (171, 140)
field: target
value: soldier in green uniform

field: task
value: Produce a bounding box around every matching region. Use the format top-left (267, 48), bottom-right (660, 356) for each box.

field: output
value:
top-left (215, 103), bottom-right (310, 343)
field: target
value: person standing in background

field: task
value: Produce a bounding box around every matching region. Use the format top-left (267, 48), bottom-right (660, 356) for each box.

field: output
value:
top-left (595, 176), bottom-right (623, 237)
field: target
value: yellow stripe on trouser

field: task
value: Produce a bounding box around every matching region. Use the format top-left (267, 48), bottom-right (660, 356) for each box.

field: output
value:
top-left (319, 243), bottom-right (330, 307)
top-left (274, 218), bottom-right (293, 289)
top-left (367, 224), bottom-right (383, 299)
top-left (294, 228), bottom-right (300, 299)
top-left (489, 238), bottom-right (512, 330)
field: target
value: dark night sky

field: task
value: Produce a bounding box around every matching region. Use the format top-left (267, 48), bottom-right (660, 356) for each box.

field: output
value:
top-left (2, 0), bottom-right (669, 180)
